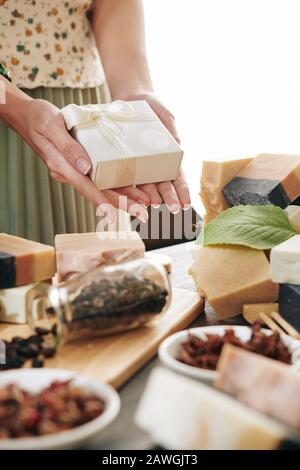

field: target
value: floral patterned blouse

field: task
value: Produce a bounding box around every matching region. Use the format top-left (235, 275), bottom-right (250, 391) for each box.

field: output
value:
top-left (0, 0), bottom-right (105, 89)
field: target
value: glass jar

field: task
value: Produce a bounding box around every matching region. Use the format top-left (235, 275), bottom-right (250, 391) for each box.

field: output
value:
top-left (29, 258), bottom-right (171, 346)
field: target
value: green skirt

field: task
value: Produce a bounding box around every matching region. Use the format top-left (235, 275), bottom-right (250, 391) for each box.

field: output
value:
top-left (0, 84), bottom-right (111, 245)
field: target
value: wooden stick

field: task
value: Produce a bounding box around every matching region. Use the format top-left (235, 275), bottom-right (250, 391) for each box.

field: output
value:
top-left (259, 313), bottom-right (286, 336)
top-left (270, 312), bottom-right (300, 339)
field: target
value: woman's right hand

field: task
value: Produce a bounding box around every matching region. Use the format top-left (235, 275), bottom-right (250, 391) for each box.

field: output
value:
top-left (8, 97), bottom-right (150, 224)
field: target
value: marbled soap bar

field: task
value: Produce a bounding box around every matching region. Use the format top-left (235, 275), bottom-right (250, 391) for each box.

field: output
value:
top-left (216, 345), bottom-right (300, 432)
top-left (200, 158), bottom-right (252, 223)
top-left (189, 245), bottom-right (278, 319)
top-left (0, 234), bottom-right (55, 289)
top-left (279, 284), bottom-right (300, 330)
top-left (223, 154), bottom-right (300, 208)
top-left (55, 231), bottom-right (145, 282)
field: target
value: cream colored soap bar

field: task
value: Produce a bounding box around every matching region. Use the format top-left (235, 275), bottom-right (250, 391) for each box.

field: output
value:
top-left (200, 158), bottom-right (252, 223)
top-left (189, 245), bottom-right (278, 319)
top-left (216, 345), bottom-right (300, 432)
top-left (243, 303), bottom-right (278, 324)
top-left (0, 233), bottom-right (55, 289)
top-left (286, 205), bottom-right (300, 233)
top-left (270, 235), bottom-right (300, 285)
top-left (55, 231), bottom-right (145, 282)
top-left (135, 367), bottom-right (285, 450)
top-left (0, 283), bottom-right (45, 324)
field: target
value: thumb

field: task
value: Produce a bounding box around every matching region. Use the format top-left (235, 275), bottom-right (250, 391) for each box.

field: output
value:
top-left (53, 116), bottom-right (92, 175)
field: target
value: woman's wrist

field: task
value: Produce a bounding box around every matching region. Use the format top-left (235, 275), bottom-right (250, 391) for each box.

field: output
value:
top-left (0, 77), bottom-right (33, 131)
top-left (112, 89), bottom-right (154, 102)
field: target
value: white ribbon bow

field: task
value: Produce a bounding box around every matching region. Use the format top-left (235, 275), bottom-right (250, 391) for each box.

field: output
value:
top-left (63, 100), bottom-right (154, 156)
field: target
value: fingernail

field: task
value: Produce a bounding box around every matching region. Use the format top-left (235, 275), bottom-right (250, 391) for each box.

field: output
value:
top-left (135, 211), bottom-right (149, 224)
top-left (76, 158), bottom-right (91, 175)
top-left (169, 204), bottom-right (181, 214)
top-left (182, 204), bottom-right (191, 211)
top-left (151, 204), bottom-right (161, 209)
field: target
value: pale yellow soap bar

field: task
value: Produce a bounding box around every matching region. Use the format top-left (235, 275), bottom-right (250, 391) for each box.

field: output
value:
top-left (135, 367), bottom-right (285, 450)
top-left (189, 245), bottom-right (278, 319)
top-left (243, 302), bottom-right (278, 324)
top-left (216, 345), bottom-right (300, 433)
top-left (200, 158), bottom-right (252, 223)
top-left (55, 231), bottom-right (145, 282)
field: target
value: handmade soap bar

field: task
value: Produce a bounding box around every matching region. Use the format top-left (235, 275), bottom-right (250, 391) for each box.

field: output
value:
top-left (270, 235), bottom-right (300, 285)
top-left (243, 303), bottom-right (278, 324)
top-left (200, 158), bottom-right (252, 222)
top-left (286, 205), bottom-right (300, 233)
top-left (215, 345), bottom-right (300, 432)
top-left (0, 233), bottom-right (55, 289)
top-left (189, 245), bottom-right (278, 319)
top-left (135, 367), bottom-right (285, 450)
top-left (223, 154), bottom-right (300, 208)
top-left (55, 231), bottom-right (145, 282)
top-left (0, 283), bottom-right (45, 324)
top-left (279, 284), bottom-right (300, 330)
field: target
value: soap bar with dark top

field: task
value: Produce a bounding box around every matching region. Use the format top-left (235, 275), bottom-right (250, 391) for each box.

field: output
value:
top-left (223, 154), bottom-right (300, 208)
top-left (0, 233), bottom-right (55, 289)
top-left (279, 284), bottom-right (300, 330)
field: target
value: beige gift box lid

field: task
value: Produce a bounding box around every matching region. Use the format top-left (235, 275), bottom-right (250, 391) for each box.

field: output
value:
top-left (61, 100), bottom-right (183, 190)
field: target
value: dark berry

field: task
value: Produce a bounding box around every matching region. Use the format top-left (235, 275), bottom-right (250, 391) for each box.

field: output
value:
top-left (17, 345), bottom-right (39, 358)
top-left (32, 357), bottom-right (44, 368)
top-left (35, 327), bottom-right (50, 336)
top-left (27, 335), bottom-right (43, 345)
top-left (51, 324), bottom-right (58, 336)
top-left (43, 347), bottom-right (56, 358)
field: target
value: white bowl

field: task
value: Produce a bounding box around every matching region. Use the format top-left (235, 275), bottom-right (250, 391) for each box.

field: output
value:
top-left (0, 369), bottom-right (120, 450)
top-left (159, 325), bottom-right (300, 383)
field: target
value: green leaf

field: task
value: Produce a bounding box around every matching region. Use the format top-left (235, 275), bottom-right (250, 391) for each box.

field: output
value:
top-left (196, 205), bottom-right (296, 250)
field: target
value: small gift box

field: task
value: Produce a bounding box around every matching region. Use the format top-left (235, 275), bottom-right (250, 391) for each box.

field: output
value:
top-left (61, 100), bottom-right (183, 190)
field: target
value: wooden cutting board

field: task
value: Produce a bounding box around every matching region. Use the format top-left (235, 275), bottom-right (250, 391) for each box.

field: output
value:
top-left (0, 288), bottom-right (204, 389)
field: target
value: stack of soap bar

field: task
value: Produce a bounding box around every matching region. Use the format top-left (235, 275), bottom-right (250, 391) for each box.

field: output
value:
top-left (242, 302), bottom-right (278, 324)
top-left (0, 233), bottom-right (55, 289)
top-left (223, 154), bottom-right (300, 208)
top-left (200, 158), bottom-right (252, 223)
top-left (0, 283), bottom-right (45, 324)
top-left (189, 245), bottom-right (278, 319)
top-left (270, 235), bottom-right (300, 329)
top-left (286, 205), bottom-right (300, 233)
top-left (55, 231), bottom-right (145, 282)
top-left (135, 367), bottom-right (286, 450)
top-left (215, 345), bottom-right (300, 432)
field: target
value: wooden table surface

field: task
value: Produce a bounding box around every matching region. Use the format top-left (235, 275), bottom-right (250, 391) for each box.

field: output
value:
top-left (91, 241), bottom-right (246, 450)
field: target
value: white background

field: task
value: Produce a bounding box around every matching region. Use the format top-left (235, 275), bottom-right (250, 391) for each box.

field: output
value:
top-left (144, 0), bottom-right (300, 214)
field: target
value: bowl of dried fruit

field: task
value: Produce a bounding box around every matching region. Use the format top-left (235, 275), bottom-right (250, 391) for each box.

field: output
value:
top-left (0, 369), bottom-right (120, 450)
top-left (158, 323), bottom-right (300, 383)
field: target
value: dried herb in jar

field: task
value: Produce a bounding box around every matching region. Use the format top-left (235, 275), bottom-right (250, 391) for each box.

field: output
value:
top-left (50, 275), bottom-right (169, 337)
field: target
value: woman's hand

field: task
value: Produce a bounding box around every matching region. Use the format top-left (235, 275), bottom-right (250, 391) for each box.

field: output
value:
top-left (114, 92), bottom-right (191, 213)
top-left (7, 96), bottom-right (149, 224)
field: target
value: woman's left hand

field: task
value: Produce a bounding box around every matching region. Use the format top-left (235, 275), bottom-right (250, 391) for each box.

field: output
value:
top-left (114, 92), bottom-right (191, 213)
